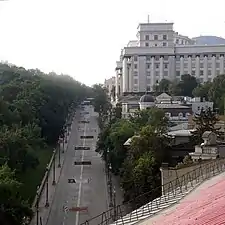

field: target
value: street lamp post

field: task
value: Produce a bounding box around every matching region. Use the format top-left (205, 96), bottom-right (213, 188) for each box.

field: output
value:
top-left (45, 164), bottom-right (49, 207)
top-left (58, 141), bottom-right (61, 168)
top-left (36, 186), bottom-right (40, 225)
top-left (113, 186), bottom-right (117, 221)
top-left (62, 134), bottom-right (65, 153)
top-left (52, 150), bottom-right (56, 185)
top-left (108, 163), bottom-right (113, 208)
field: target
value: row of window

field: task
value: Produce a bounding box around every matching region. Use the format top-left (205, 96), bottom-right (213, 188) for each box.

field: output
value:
top-left (132, 54), bottom-right (225, 61)
top-left (145, 42), bottom-right (167, 47)
top-left (134, 63), bottom-right (223, 70)
top-left (145, 34), bottom-right (167, 41)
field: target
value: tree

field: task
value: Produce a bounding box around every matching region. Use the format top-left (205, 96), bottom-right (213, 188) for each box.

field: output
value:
top-left (192, 82), bottom-right (212, 101)
top-left (191, 107), bottom-right (221, 143)
top-left (172, 74), bottom-right (198, 97)
top-left (154, 79), bottom-right (171, 94)
top-left (0, 164), bottom-right (33, 225)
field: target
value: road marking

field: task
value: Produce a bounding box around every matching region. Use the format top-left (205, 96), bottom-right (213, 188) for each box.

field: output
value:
top-left (75, 110), bottom-right (88, 225)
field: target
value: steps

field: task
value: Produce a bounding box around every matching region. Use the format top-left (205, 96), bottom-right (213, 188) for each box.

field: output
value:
top-left (111, 178), bottom-right (203, 225)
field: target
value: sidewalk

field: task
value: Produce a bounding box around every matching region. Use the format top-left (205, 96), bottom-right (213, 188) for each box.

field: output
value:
top-left (30, 120), bottom-right (74, 225)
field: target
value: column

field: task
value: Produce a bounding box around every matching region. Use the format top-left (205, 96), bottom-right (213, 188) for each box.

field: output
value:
top-left (212, 55), bottom-right (216, 80)
top-left (180, 56), bottom-right (184, 75)
top-left (169, 56), bottom-right (176, 81)
top-left (150, 56), bottom-right (155, 91)
top-left (159, 56), bottom-right (164, 81)
top-left (115, 71), bottom-right (119, 98)
top-left (119, 71), bottom-right (122, 96)
top-left (195, 56), bottom-right (200, 79)
top-left (122, 58), bottom-right (128, 93)
top-left (203, 55), bottom-right (208, 82)
top-left (128, 61), bottom-right (132, 92)
top-left (220, 55), bottom-right (224, 75)
top-left (188, 55), bottom-right (192, 75)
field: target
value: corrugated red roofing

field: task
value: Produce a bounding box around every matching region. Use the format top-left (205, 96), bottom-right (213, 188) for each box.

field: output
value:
top-left (148, 178), bottom-right (225, 225)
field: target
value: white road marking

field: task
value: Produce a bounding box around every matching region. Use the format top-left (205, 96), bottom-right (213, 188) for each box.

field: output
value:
top-left (75, 107), bottom-right (89, 225)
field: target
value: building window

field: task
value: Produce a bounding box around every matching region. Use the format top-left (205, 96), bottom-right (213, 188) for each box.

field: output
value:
top-left (134, 64), bottom-right (138, 69)
top-left (154, 35), bottom-right (158, 40)
top-left (147, 78), bottom-right (151, 84)
top-left (133, 87), bottom-right (138, 92)
top-left (133, 71), bottom-right (138, 76)
top-left (164, 56), bottom-right (169, 60)
top-left (146, 86), bottom-right (151, 91)
top-left (176, 71), bottom-right (180, 76)
top-left (191, 70), bottom-right (195, 76)
top-left (134, 56), bottom-right (138, 61)
top-left (146, 56), bottom-right (151, 61)
top-left (163, 35), bottom-right (167, 40)
top-left (147, 71), bottom-right (150, 76)
top-left (200, 63), bottom-right (203, 68)
top-left (208, 70), bottom-right (211, 76)
top-left (178, 112), bottom-right (183, 118)
top-left (208, 63), bottom-right (211, 68)
top-left (146, 63), bottom-right (150, 69)
top-left (184, 63), bottom-right (188, 68)
top-left (176, 39), bottom-right (179, 44)
top-left (156, 64), bottom-right (159, 69)
top-left (155, 71), bottom-right (159, 76)
top-left (145, 42), bottom-right (149, 47)
top-left (163, 42), bottom-right (167, 47)
top-left (145, 35), bottom-right (149, 40)
top-left (164, 64), bottom-right (168, 69)
top-left (200, 70), bottom-right (204, 76)
top-left (134, 79), bottom-right (138, 84)
top-left (216, 63), bottom-right (220, 68)
top-left (164, 71), bottom-right (168, 76)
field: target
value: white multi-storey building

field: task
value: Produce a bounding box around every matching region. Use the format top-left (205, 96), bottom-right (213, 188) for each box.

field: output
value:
top-left (115, 22), bottom-right (225, 97)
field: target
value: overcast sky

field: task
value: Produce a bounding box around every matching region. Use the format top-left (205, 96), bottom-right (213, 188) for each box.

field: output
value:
top-left (0, 0), bottom-right (225, 86)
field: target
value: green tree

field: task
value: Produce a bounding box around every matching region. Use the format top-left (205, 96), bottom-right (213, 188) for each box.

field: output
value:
top-left (192, 82), bottom-right (212, 100)
top-left (0, 164), bottom-right (33, 225)
top-left (191, 107), bottom-right (221, 143)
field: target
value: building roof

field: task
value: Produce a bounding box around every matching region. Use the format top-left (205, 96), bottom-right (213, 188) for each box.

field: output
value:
top-left (140, 94), bottom-right (155, 103)
top-left (156, 93), bottom-right (172, 100)
top-left (156, 104), bottom-right (190, 109)
top-left (167, 129), bottom-right (194, 137)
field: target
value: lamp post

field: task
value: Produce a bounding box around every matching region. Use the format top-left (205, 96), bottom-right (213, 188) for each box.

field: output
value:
top-left (58, 141), bottom-right (61, 168)
top-left (108, 163), bottom-right (113, 208)
top-left (113, 186), bottom-right (117, 221)
top-left (52, 150), bottom-right (56, 185)
top-left (62, 134), bottom-right (65, 153)
top-left (45, 164), bottom-right (49, 207)
top-left (36, 186), bottom-right (40, 225)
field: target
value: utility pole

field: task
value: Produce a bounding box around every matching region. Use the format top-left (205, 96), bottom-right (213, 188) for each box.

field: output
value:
top-left (113, 186), bottom-right (117, 221)
top-left (108, 163), bottom-right (113, 208)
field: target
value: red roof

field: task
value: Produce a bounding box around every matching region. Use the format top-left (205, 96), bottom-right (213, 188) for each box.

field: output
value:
top-left (145, 176), bottom-right (225, 225)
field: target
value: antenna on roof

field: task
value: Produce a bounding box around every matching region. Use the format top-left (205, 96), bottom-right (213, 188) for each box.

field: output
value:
top-left (148, 15), bottom-right (150, 23)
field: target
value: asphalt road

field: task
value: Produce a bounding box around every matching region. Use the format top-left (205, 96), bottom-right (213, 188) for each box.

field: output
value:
top-left (47, 105), bottom-right (108, 225)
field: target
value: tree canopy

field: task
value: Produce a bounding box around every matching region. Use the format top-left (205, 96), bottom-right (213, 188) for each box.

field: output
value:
top-left (96, 105), bottom-right (170, 204)
top-left (0, 62), bottom-right (92, 223)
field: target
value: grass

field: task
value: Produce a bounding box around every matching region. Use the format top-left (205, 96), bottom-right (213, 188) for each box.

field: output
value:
top-left (18, 148), bottom-right (53, 204)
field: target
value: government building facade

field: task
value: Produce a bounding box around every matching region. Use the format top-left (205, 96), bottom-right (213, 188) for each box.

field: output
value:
top-left (113, 22), bottom-right (225, 97)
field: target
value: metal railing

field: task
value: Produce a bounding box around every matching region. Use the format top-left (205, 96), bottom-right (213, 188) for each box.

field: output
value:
top-left (80, 158), bottom-right (225, 225)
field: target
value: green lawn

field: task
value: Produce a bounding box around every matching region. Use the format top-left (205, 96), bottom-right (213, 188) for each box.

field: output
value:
top-left (18, 148), bottom-right (53, 204)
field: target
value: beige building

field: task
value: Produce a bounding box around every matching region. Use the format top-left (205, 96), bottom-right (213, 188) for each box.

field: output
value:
top-left (115, 22), bottom-right (225, 97)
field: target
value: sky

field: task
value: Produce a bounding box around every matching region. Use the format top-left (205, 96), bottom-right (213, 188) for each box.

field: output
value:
top-left (0, 0), bottom-right (225, 86)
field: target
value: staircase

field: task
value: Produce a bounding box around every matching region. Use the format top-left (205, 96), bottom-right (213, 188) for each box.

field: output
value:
top-left (80, 159), bottom-right (225, 225)
top-left (111, 159), bottom-right (225, 225)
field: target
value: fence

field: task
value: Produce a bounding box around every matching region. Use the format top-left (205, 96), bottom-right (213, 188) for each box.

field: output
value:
top-left (80, 158), bottom-right (225, 225)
